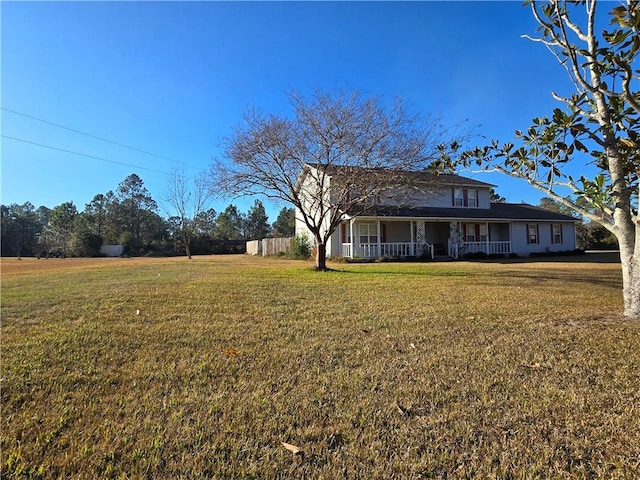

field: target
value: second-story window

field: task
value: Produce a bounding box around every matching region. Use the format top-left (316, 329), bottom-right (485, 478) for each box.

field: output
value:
top-left (454, 189), bottom-right (464, 206)
top-left (468, 189), bottom-right (477, 207)
top-left (453, 188), bottom-right (478, 207)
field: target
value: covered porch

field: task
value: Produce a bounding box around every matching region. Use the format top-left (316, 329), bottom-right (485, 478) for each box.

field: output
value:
top-left (339, 219), bottom-right (511, 260)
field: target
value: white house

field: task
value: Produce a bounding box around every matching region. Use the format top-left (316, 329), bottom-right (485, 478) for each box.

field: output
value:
top-left (295, 165), bottom-right (578, 260)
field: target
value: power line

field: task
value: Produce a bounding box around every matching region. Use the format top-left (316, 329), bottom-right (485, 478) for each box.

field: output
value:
top-left (1, 107), bottom-right (200, 170)
top-left (1, 134), bottom-right (172, 176)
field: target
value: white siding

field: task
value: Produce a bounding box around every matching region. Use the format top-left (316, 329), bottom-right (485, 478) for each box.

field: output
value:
top-left (511, 222), bottom-right (577, 255)
top-left (378, 185), bottom-right (492, 209)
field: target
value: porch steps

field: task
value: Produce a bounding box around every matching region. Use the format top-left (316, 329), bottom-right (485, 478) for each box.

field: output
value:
top-left (433, 255), bottom-right (454, 262)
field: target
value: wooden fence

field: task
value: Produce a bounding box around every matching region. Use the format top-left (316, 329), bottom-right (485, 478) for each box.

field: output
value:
top-left (246, 237), bottom-right (293, 256)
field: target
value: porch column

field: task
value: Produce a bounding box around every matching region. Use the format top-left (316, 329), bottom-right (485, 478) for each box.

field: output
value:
top-left (509, 223), bottom-right (513, 254)
top-left (486, 221), bottom-right (490, 254)
top-left (416, 221), bottom-right (426, 256)
top-left (377, 220), bottom-right (381, 257)
top-left (349, 219), bottom-right (355, 258)
top-left (410, 221), bottom-right (414, 256)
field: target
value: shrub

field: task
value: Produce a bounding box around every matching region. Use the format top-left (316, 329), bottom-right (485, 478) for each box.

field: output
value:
top-left (328, 255), bottom-right (347, 263)
top-left (290, 234), bottom-right (312, 259)
top-left (418, 249), bottom-right (432, 261)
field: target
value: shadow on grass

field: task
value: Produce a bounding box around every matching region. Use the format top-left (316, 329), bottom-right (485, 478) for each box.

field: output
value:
top-left (328, 267), bottom-right (469, 277)
top-left (473, 250), bottom-right (621, 265)
top-left (325, 252), bottom-right (622, 286)
top-left (488, 270), bottom-right (622, 289)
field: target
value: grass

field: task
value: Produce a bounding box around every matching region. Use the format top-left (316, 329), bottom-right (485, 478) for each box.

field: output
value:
top-left (1, 254), bottom-right (639, 479)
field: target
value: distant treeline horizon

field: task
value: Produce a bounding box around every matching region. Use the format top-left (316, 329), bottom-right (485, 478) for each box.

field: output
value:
top-left (1, 173), bottom-right (295, 258)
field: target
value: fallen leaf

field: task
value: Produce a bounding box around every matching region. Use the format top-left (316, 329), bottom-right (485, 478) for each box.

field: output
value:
top-left (523, 362), bottom-right (542, 369)
top-left (394, 401), bottom-right (408, 416)
top-left (224, 348), bottom-right (240, 356)
top-left (282, 442), bottom-right (302, 455)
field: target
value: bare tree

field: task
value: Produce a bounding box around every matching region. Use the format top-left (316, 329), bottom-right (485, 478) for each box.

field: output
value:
top-left (453, 1), bottom-right (640, 317)
top-left (212, 89), bottom-right (458, 270)
top-left (164, 168), bottom-right (212, 259)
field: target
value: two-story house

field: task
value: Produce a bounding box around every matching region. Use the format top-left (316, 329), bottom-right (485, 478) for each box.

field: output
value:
top-left (295, 164), bottom-right (578, 260)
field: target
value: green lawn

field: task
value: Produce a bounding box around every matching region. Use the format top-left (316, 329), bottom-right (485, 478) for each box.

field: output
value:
top-left (2, 254), bottom-right (639, 479)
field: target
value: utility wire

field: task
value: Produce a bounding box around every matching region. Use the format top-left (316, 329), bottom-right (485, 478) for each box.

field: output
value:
top-left (1, 134), bottom-right (171, 176)
top-left (1, 107), bottom-right (200, 170)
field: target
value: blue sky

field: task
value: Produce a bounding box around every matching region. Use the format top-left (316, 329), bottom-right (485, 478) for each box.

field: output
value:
top-left (2, 1), bottom-right (581, 221)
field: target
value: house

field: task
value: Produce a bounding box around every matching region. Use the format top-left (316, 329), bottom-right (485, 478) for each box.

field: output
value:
top-left (294, 165), bottom-right (578, 260)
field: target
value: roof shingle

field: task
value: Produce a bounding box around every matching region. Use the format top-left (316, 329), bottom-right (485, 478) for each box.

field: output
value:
top-left (348, 203), bottom-right (578, 222)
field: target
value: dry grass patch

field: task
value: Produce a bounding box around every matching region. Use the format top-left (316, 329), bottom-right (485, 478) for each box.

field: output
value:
top-left (1, 255), bottom-right (639, 478)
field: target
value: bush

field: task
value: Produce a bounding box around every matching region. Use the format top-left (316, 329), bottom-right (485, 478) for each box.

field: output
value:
top-left (459, 251), bottom-right (490, 260)
top-left (328, 255), bottom-right (347, 263)
top-left (418, 249), bottom-right (432, 262)
top-left (290, 234), bottom-right (312, 259)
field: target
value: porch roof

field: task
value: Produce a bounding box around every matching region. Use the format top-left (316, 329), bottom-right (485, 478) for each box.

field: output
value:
top-left (348, 203), bottom-right (579, 222)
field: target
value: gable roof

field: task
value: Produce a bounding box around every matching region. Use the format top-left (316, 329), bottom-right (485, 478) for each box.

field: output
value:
top-left (310, 164), bottom-right (495, 188)
top-left (347, 203), bottom-right (578, 222)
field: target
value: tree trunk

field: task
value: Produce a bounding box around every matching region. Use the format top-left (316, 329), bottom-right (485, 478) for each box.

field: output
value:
top-left (621, 259), bottom-right (640, 318)
top-left (315, 241), bottom-right (327, 271)
top-left (618, 230), bottom-right (640, 318)
top-left (182, 232), bottom-right (192, 259)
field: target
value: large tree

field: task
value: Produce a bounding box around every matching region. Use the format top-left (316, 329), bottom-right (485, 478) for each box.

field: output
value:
top-left (116, 174), bottom-right (158, 246)
top-left (272, 207), bottom-right (296, 237)
top-left (245, 199), bottom-right (271, 240)
top-left (213, 89), bottom-right (454, 270)
top-left (163, 168), bottom-right (212, 259)
top-left (84, 193), bottom-right (110, 239)
top-left (0, 203), bottom-right (44, 257)
top-left (213, 205), bottom-right (245, 240)
top-left (450, 0), bottom-right (639, 317)
top-left (45, 201), bottom-right (79, 257)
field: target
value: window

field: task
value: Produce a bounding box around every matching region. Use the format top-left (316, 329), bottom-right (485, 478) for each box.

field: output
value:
top-left (463, 223), bottom-right (488, 242)
top-left (479, 223), bottom-right (488, 242)
top-left (359, 224), bottom-right (378, 244)
top-left (527, 224), bottom-right (539, 244)
top-left (552, 224), bottom-right (563, 244)
top-left (453, 188), bottom-right (479, 207)
top-left (468, 189), bottom-right (478, 207)
top-left (463, 224), bottom-right (476, 242)
top-left (454, 189), bottom-right (464, 206)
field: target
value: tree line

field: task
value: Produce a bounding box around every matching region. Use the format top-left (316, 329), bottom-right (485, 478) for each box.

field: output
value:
top-left (1, 173), bottom-right (295, 258)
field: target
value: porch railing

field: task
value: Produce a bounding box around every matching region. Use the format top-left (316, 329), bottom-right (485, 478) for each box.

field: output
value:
top-left (341, 242), bottom-right (434, 259)
top-left (464, 241), bottom-right (511, 255)
top-left (449, 240), bottom-right (511, 259)
top-left (381, 242), bottom-right (418, 258)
